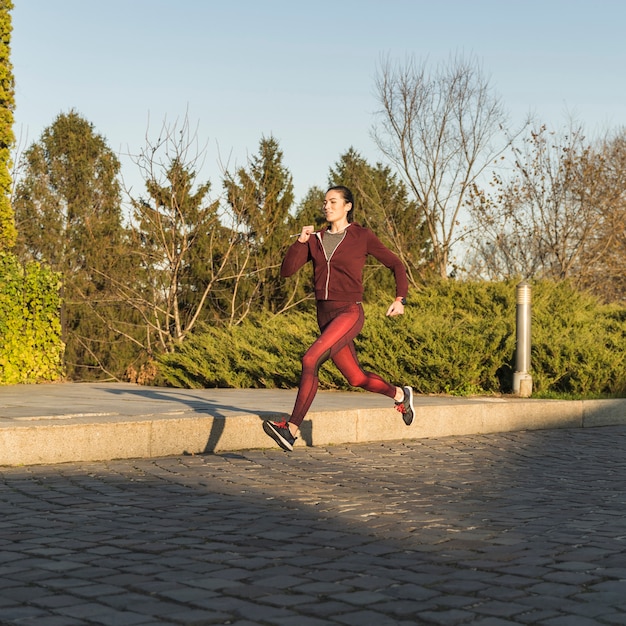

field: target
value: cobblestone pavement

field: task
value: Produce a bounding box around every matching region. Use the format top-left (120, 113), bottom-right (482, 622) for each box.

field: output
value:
top-left (1, 426), bottom-right (626, 626)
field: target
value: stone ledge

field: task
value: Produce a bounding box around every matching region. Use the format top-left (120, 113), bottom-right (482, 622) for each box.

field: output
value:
top-left (1, 397), bottom-right (624, 467)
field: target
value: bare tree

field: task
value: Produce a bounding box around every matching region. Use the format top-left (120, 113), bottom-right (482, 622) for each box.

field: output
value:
top-left (576, 130), bottom-right (626, 301)
top-left (467, 124), bottom-right (606, 286)
top-left (373, 53), bottom-right (512, 278)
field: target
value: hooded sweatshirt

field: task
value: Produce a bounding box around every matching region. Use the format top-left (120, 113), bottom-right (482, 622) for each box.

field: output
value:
top-left (280, 223), bottom-right (408, 302)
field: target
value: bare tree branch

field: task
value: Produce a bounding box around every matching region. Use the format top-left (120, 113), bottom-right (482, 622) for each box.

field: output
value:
top-left (373, 53), bottom-right (516, 278)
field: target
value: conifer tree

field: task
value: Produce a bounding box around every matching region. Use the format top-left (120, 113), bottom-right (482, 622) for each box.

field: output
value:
top-left (276, 185), bottom-right (326, 312)
top-left (328, 148), bottom-right (432, 290)
top-left (124, 114), bottom-right (239, 359)
top-left (13, 110), bottom-right (132, 379)
top-left (224, 136), bottom-right (295, 315)
top-left (129, 156), bottom-right (224, 350)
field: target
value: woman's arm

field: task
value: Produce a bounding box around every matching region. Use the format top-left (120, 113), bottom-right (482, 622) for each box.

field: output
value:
top-left (366, 229), bottom-right (409, 299)
top-left (280, 238), bottom-right (311, 277)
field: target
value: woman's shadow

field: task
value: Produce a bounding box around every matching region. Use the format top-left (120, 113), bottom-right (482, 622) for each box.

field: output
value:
top-left (101, 386), bottom-right (310, 453)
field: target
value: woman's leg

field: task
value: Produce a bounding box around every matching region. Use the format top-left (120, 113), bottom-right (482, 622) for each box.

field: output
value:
top-left (289, 302), bottom-right (395, 427)
top-left (264, 301), bottom-right (412, 450)
top-left (331, 340), bottom-right (396, 397)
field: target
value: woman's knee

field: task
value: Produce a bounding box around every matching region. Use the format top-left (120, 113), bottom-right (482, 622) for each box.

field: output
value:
top-left (302, 348), bottom-right (330, 374)
top-left (344, 371), bottom-right (367, 388)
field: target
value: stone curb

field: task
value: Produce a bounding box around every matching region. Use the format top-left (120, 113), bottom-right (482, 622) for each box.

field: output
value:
top-left (1, 383), bottom-right (624, 466)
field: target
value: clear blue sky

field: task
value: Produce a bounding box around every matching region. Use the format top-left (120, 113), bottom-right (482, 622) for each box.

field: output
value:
top-left (11, 0), bottom-right (626, 203)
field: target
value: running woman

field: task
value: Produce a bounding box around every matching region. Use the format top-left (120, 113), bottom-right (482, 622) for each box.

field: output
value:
top-left (263, 185), bottom-right (414, 451)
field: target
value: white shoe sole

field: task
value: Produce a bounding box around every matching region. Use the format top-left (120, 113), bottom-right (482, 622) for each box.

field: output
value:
top-left (263, 421), bottom-right (295, 451)
top-left (402, 386), bottom-right (415, 426)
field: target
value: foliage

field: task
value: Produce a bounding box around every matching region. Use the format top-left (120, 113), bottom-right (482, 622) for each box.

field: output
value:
top-left (469, 124), bottom-right (599, 279)
top-left (357, 281), bottom-right (517, 395)
top-left (576, 130), bottom-right (626, 302)
top-left (12, 110), bottom-right (135, 380)
top-left (9, 101), bottom-right (624, 383)
top-left (0, 251), bottom-right (64, 384)
top-left (223, 136), bottom-right (295, 317)
top-left (467, 124), bottom-right (626, 303)
top-left (0, 0), bottom-right (16, 251)
top-left (0, 3), bottom-right (64, 385)
top-left (279, 186), bottom-right (323, 310)
top-left (158, 280), bottom-right (625, 397)
top-left (328, 148), bottom-right (433, 290)
top-left (284, 150), bottom-right (434, 313)
top-left (128, 144), bottom-right (223, 352)
top-left (531, 281), bottom-right (626, 396)
top-left (157, 309), bottom-right (319, 389)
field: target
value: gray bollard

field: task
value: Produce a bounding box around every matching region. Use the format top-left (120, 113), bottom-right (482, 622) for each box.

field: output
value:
top-left (512, 281), bottom-right (533, 397)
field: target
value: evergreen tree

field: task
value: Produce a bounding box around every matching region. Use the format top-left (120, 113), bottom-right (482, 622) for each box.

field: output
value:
top-left (328, 148), bottom-right (432, 291)
top-left (292, 186), bottom-right (326, 233)
top-left (13, 110), bottom-right (132, 379)
top-left (224, 136), bottom-right (295, 314)
top-left (129, 156), bottom-right (224, 351)
top-left (0, 0), bottom-right (16, 250)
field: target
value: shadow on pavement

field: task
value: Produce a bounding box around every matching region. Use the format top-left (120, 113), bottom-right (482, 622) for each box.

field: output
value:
top-left (100, 385), bottom-right (294, 453)
top-left (1, 427), bottom-right (626, 622)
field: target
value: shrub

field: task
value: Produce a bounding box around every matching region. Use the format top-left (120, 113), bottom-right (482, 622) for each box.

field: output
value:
top-left (0, 252), bottom-right (64, 384)
top-left (158, 312), bottom-right (319, 389)
top-left (357, 281), bottom-right (517, 394)
top-left (157, 280), bottom-right (626, 397)
top-left (531, 281), bottom-right (626, 396)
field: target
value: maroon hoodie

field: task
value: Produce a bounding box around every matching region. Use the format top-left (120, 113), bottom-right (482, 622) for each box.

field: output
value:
top-left (281, 223), bottom-right (408, 302)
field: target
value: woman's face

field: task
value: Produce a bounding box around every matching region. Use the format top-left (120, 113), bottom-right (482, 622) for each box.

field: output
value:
top-left (323, 190), bottom-right (351, 223)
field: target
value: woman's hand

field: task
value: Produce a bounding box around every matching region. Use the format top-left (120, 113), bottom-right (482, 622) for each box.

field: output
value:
top-left (386, 299), bottom-right (405, 317)
top-left (298, 225), bottom-right (315, 243)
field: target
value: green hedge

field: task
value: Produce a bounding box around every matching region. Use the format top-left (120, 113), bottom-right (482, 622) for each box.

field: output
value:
top-left (531, 282), bottom-right (626, 396)
top-left (356, 280), bottom-right (517, 395)
top-left (0, 252), bottom-right (64, 384)
top-left (158, 280), bottom-right (626, 397)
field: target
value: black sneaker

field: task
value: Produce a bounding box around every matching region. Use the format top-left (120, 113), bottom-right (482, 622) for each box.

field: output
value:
top-left (263, 419), bottom-right (297, 451)
top-left (395, 386), bottom-right (415, 426)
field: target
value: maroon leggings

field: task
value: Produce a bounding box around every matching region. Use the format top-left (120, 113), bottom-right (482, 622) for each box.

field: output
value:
top-left (289, 301), bottom-right (397, 427)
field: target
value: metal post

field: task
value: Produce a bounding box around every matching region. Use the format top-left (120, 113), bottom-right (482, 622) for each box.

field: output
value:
top-left (512, 281), bottom-right (533, 397)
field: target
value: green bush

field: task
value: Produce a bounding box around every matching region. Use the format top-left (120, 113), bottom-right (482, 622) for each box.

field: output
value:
top-left (531, 282), bottom-right (626, 396)
top-left (158, 280), bottom-right (626, 397)
top-left (158, 311), bottom-right (336, 389)
top-left (0, 252), bottom-right (64, 384)
top-left (357, 281), bottom-right (517, 394)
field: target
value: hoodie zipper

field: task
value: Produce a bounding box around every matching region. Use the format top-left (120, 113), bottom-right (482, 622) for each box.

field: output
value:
top-left (317, 230), bottom-right (347, 300)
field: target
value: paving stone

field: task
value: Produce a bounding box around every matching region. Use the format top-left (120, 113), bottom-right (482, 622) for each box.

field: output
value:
top-left (514, 608), bottom-right (562, 624)
top-left (15, 617), bottom-right (85, 626)
top-left (542, 616), bottom-right (604, 626)
top-left (330, 589), bottom-right (390, 605)
top-left (470, 619), bottom-right (520, 625)
top-left (30, 594), bottom-right (82, 609)
top-left (472, 599), bottom-right (532, 618)
top-left (296, 599), bottom-right (356, 618)
top-left (414, 608), bottom-right (478, 624)
top-left (272, 616), bottom-right (334, 626)
top-left (1, 426), bottom-right (626, 624)
top-left (334, 609), bottom-right (403, 625)
top-left (0, 605), bottom-right (49, 622)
